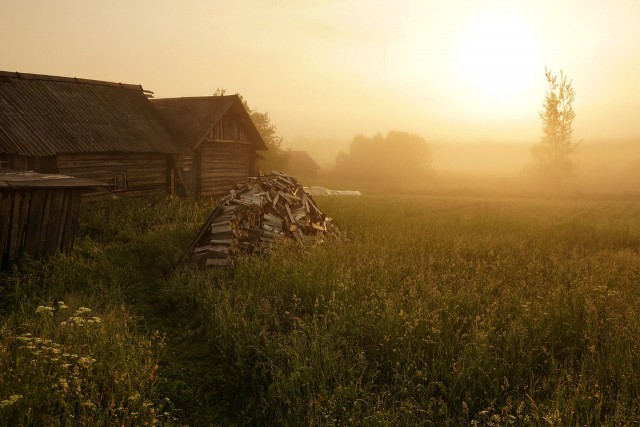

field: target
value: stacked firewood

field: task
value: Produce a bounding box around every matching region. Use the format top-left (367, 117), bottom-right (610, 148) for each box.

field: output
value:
top-left (189, 172), bottom-right (339, 267)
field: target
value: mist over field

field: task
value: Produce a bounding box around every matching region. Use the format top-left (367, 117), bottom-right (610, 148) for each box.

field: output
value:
top-left (286, 137), bottom-right (640, 197)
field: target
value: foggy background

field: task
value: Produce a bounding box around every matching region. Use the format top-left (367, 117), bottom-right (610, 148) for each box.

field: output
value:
top-left (2, 0), bottom-right (639, 195)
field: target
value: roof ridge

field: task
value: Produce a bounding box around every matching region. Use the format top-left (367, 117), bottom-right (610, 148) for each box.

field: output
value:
top-left (152, 94), bottom-right (240, 102)
top-left (0, 70), bottom-right (144, 91)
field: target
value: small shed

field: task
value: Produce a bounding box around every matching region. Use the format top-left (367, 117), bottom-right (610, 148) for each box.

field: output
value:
top-left (286, 150), bottom-right (321, 178)
top-left (152, 96), bottom-right (267, 197)
top-left (0, 71), bottom-right (180, 196)
top-left (0, 171), bottom-right (106, 270)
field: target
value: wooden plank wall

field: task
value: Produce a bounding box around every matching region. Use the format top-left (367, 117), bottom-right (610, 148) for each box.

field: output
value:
top-left (0, 188), bottom-right (82, 270)
top-left (209, 114), bottom-right (249, 141)
top-left (199, 142), bottom-right (252, 197)
top-left (173, 154), bottom-right (197, 196)
top-left (57, 153), bottom-right (170, 196)
top-left (1, 155), bottom-right (58, 173)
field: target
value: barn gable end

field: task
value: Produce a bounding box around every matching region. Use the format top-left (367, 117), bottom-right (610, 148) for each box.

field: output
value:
top-left (152, 96), bottom-right (267, 197)
top-left (286, 150), bottom-right (321, 178)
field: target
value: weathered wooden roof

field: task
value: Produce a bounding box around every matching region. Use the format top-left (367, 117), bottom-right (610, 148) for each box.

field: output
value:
top-left (0, 71), bottom-right (180, 156)
top-left (151, 95), bottom-right (268, 151)
top-left (288, 150), bottom-right (321, 171)
top-left (0, 171), bottom-right (109, 189)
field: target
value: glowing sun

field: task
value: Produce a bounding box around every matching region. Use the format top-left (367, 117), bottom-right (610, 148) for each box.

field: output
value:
top-left (458, 13), bottom-right (540, 98)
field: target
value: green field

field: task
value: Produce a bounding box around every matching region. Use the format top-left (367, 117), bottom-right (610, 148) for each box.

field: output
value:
top-left (2, 195), bottom-right (640, 425)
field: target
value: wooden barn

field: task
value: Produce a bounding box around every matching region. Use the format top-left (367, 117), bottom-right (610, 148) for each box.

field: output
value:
top-left (0, 171), bottom-right (106, 270)
top-left (0, 71), bottom-right (181, 196)
top-left (286, 150), bottom-right (321, 179)
top-left (152, 96), bottom-right (267, 197)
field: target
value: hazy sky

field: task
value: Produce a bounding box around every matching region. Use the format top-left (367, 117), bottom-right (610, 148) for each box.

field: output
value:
top-left (2, 0), bottom-right (640, 146)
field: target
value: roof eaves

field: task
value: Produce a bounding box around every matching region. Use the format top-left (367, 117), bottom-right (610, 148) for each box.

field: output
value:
top-left (0, 71), bottom-right (146, 92)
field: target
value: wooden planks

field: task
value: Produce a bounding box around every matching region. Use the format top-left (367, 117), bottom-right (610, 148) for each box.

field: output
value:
top-left (210, 114), bottom-right (250, 142)
top-left (0, 187), bottom-right (84, 270)
top-left (0, 191), bottom-right (13, 266)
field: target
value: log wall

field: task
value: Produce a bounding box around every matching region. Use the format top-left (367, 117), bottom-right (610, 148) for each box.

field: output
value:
top-left (0, 155), bottom-right (58, 173)
top-left (0, 188), bottom-right (82, 269)
top-left (199, 141), bottom-right (253, 197)
top-left (56, 153), bottom-right (170, 196)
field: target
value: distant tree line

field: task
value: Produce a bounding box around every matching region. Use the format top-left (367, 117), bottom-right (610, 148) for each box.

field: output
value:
top-left (334, 131), bottom-right (433, 188)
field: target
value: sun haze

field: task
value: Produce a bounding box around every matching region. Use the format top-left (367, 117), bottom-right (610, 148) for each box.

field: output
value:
top-left (1, 0), bottom-right (640, 147)
top-left (458, 12), bottom-right (539, 98)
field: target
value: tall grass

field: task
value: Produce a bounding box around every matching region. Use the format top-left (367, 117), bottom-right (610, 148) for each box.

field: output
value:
top-left (2, 194), bottom-right (640, 425)
top-left (0, 195), bottom-right (215, 426)
top-left (166, 196), bottom-right (640, 425)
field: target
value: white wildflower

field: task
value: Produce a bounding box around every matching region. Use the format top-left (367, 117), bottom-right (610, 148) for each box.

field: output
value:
top-left (0, 394), bottom-right (23, 408)
top-left (78, 357), bottom-right (96, 366)
top-left (35, 306), bottom-right (54, 316)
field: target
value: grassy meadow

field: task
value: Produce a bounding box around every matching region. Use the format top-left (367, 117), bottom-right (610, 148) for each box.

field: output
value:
top-left (1, 194), bottom-right (640, 425)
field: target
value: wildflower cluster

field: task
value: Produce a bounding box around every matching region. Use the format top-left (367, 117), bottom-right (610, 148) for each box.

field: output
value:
top-left (35, 305), bottom-right (54, 316)
top-left (3, 328), bottom-right (103, 424)
top-left (60, 306), bottom-right (102, 327)
top-left (0, 395), bottom-right (22, 409)
top-left (119, 396), bottom-right (177, 425)
top-left (35, 301), bottom-right (69, 317)
top-left (16, 331), bottom-right (97, 378)
top-left (16, 333), bottom-right (65, 361)
top-left (2, 301), bottom-right (175, 425)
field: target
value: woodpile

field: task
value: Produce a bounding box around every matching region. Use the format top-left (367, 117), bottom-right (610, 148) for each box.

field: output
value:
top-left (186, 172), bottom-right (339, 267)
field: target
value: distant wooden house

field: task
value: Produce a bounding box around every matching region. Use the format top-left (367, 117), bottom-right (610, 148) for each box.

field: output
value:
top-left (0, 71), bottom-right (180, 196)
top-left (152, 96), bottom-right (267, 197)
top-left (286, 150), bottom-right (321, 178)
top-left (0, 171), bottom-right (106, 270)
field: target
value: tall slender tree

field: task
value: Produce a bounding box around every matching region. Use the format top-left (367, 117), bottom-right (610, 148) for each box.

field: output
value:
top-left (531, 68), bottom-right (580, 179)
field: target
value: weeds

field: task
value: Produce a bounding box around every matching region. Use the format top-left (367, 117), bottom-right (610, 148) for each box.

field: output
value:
top-left (0, 302), bottom-right (173, 425)
top-left (2, 195), bottom-right (639, 425)
top-left (0, 195), bottom-right (208, 426)
top-left (165, 196), bottom-right (640, 424)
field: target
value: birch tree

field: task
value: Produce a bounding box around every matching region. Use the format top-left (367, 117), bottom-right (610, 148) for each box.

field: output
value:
top-left (531, 68), bottom-right (580, 179)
